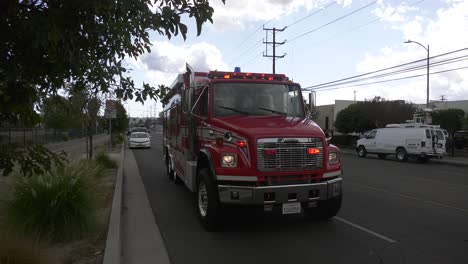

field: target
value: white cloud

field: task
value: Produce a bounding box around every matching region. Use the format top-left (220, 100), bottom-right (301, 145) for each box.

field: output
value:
top-left (138, 41), bottom-right (229, 86)
top-left (210, 0), bottom-right (349, 31)
top-left (373, 1), bottom-right (418, 23)
top-left (354, 0), bottom-right (468, 104)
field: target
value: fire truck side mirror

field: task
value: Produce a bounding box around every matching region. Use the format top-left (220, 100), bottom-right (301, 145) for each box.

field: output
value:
top-left (324, 131), bottom-right (332, 145)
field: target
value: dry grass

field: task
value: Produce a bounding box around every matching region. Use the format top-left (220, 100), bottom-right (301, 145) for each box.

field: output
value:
top-left (0, 233), bottom-right (58, 264)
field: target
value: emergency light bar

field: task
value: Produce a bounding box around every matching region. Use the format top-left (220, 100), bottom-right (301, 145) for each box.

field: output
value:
top-left (208, 71), bottom-right (289, 81)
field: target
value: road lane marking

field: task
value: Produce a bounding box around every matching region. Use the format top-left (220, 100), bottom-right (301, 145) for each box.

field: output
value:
top-left (348, 182), bottom-right (468, 214)
top-left (334, 216), bottom-right (397, 243)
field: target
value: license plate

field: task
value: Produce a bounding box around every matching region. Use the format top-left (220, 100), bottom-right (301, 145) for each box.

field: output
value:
top-left (282, 202), bottom-right (301, 215)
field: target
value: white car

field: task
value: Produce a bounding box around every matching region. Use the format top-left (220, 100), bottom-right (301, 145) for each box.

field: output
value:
top-left (129, 132), bottom-right (151, 149)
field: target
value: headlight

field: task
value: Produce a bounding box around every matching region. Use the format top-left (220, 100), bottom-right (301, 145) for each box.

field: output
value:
top-left (328, 151), bottom-right (339, 164)
top-left (221, 153), bottom-right (237, 167)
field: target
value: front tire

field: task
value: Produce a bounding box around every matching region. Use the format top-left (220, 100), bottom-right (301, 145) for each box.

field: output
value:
top-left (197, 168), bottom-right (221, 231)
top-left (357, 146), bottom-right (367, 158)
top-left (396, 148), bottom-right (408, 162)
top-left (166, 155), bottom-right (174, 181)
top-left (305, 195), bottom-right (342, 220)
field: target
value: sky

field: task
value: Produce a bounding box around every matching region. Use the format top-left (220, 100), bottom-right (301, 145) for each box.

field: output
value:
top-left (124, 0), bottom-right (468, 118)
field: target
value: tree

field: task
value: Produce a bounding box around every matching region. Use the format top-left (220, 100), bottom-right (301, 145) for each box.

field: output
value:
top-left (41, 95), bottom-right (74, 138)
top-left (0, 0), bottom-right (224, 176)
top-left (69, 85), bottom-right (102, 159)
top-left (431, 108), bottom-right (465, 156)
top-left (111, 101), bottom-right (129, 134)
top-left (431, 109), bottom-right (465, 133)
top-left (335, 98), bottom-right (416, 133)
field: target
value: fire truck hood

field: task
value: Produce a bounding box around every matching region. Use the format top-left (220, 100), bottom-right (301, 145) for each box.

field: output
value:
top-left (212, 116), bottom-right (324, 138)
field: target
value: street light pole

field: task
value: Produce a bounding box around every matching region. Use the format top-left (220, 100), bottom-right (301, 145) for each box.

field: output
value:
top-left (404, 40), bottom-right (430, 107)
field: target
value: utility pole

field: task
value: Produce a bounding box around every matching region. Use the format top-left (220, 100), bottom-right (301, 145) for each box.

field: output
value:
top-left (263, 26), bottom-right (286, 74)
top-left (440, 95), bottom-right (446, 102)
top-left (353, 90), bottom-right (357, 101)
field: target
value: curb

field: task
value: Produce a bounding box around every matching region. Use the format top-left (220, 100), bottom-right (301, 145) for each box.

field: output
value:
top-left (340, 148), bottom-right (468, 167)
top-left (102, 144), bottom-right (125, 264)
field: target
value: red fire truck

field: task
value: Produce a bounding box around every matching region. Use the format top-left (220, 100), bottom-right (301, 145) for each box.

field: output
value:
top-left (162, 65), bottom-right (342, 230)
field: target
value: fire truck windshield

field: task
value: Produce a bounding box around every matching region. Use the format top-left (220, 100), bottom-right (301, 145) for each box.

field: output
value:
top-left (212, 83), bottom-right (305, 117)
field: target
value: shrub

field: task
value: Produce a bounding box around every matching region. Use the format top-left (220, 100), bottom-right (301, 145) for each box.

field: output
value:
top-left (0, 233), bottom-right (58, 264)
top-left (4, 161), bottom-right (101, 242)
top-left (95, 152), bottom-right (117, 169)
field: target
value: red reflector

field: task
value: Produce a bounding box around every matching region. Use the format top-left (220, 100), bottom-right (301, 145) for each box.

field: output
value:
top-left (263, 149), bottom-right (276, 155)
top-left (236, 140), bottom-right (247, 148)
top-left (308, 148), bottom-right (320, 155)
top-left (224, 74), bottom-right (230, 79)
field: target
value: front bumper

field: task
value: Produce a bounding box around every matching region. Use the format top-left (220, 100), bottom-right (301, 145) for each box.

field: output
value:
top-left (129, 142), bottom-right (151, 148)
top-left (218, 178), bottom-right (342, 204)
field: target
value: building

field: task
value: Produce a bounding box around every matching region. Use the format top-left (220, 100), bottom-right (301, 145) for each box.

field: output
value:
top-left (314, 99), bottom-right (468, 132)
top-left (314, 100), bottom-right (358, 132)
top-left (417, 100), bottom-right (468, 114)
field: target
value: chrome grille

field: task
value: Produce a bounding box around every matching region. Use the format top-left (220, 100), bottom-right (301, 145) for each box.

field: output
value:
top-left (257, 138), bottom-right (323, 171)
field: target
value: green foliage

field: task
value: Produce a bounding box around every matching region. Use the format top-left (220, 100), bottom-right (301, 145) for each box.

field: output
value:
top-left (335, 98), bottom-right (416, 133)
top-left (41, 95), bottom-right (74, 131)
top-left (0, 0), bottom-right (223, 123)
top-left (95, 152), bottom-right (118, 169)
top-left (4, 161), bottom-right (102, 242)
top-left (0, 234), bottom-right (57, 264)
top-left (431, 108), bottom-right (465, 133)
top-left (0, 144), bottom-right (67, 177)
top-left (0, 0), bottom-right (223, 176)
top-left (111, 101), bottom-right (129, 134)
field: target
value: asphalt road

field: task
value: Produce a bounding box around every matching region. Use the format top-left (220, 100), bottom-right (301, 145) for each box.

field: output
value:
top-left (133, 133), bottom-right (468, 264)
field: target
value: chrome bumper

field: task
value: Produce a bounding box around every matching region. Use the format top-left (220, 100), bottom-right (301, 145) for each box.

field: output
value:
top-left (218, 178), bottom-right (342, 204)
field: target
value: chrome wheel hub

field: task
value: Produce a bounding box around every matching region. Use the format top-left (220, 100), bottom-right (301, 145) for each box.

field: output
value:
top-left (198, 182), bottom-right (208, 217)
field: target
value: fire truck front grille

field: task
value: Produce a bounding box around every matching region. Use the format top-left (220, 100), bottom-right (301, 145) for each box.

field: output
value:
top-left (256, 138), bottom-right (323, 171)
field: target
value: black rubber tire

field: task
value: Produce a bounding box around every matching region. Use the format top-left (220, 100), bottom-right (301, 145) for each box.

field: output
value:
top-left (197, 168), bottom-right (221, 231)
top-left (396, 148), bottom-right (408, 162)
top-left (166, 155), bottom-right (174, 181)
top-left (305, 195), bottom-right (342, 220)
top-left (378, 154), bottom-right (386, 159)
top-left (357, 146), bottom-right (367, 158)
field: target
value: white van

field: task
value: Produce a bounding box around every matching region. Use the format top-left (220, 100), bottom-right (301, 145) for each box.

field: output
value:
top-left (356, 127), bottom-right (445, 162)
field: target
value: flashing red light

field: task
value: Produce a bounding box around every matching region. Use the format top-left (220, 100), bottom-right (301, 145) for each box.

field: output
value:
top-left (267, 76), bottom-right (273, 81)
top-left (236, 140), bottom-right (247, 148)
top-left (307, 148), bottom-right (320, 155)
top-left (263, 149), bottom-right (276, 155)
top-left (246, 73), bottom-right (252, 76)
top-left (224, 74), bottom-right (230, 79)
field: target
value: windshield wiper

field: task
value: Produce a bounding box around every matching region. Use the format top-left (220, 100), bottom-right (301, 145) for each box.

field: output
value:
top-left (218, 106), bottom-right (250, 115)
top-left (258, 107), bottom-right (287, 116)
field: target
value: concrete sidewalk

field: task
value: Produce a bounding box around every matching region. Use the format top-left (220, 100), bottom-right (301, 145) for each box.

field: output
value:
top-left (340, 147), bottom-right (468, 167)
top-left (121, 149), bottom-right (170, 264)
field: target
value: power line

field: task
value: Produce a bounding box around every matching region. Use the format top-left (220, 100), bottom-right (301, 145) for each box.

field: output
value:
top-left (309, 65), bottom-right (468, 92)
top-left (304, 47), bottom-right (468, 89)
top-left (286, 1), bottom-right (336, 28)
top-left (229, 10), bottom-right (288, 58)
top-left (309, 54), bottom-right (468, 90)
top-left (228, 38), bottom-right (264, 65)
top-left (288, 0), bottom-right (378, 43)
top-left (240, 50), bottom-right (264, 68)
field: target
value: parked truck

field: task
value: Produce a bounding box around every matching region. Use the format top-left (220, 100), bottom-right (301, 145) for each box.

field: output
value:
top-left (161, 65), bottom-right (343, 230)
